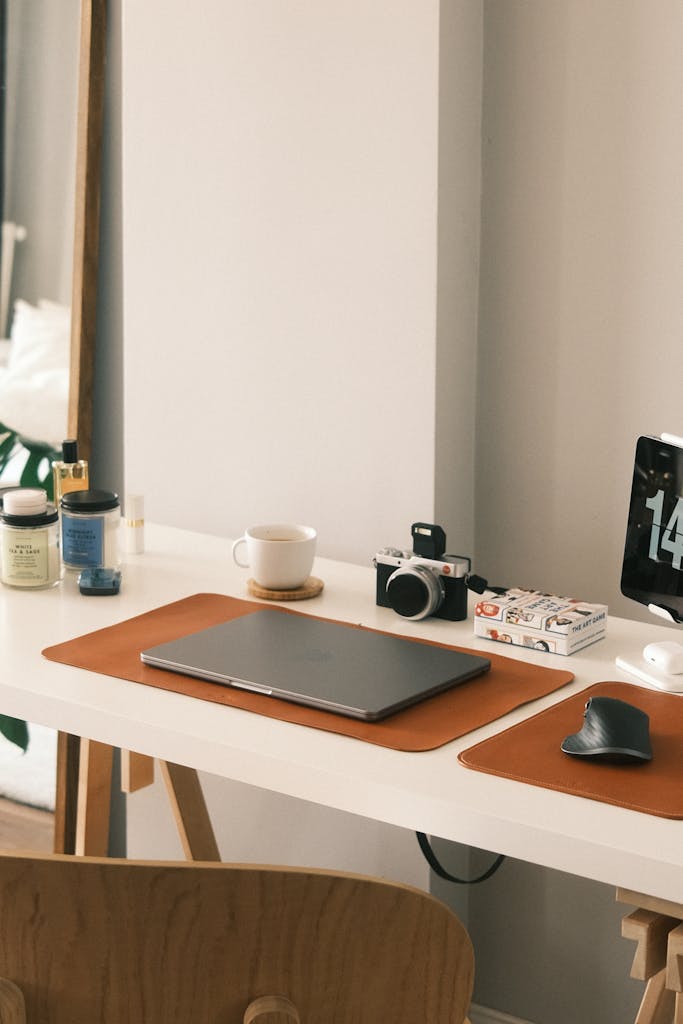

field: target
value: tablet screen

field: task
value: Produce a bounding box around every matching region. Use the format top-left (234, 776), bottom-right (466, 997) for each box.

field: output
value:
top-left (620, 435), bottom-right (683, 622)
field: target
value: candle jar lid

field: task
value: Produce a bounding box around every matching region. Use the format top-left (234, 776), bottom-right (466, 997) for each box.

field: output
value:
top-left (0, 488), bottom-right (58, 526)
top-left (61, 489), bottom-right (120, 513)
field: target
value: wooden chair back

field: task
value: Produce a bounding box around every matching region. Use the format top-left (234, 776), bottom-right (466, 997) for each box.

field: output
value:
top-left (0, 851), bottom-right (474, 1023)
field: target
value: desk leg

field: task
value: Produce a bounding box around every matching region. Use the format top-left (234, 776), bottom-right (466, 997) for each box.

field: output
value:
top-left (636, 969), bottom-right (675, 1024)
top-left (75, 739), bottom-right (114, 856)
top-left (667, 925), bottom-right (683, 1024)
top-left (120, 753), bottom-right (219, 860)
top-left (121, 751), bottom-right (155, 793)
top-left (55, 736), bottom-right (219, 861)
top-left (53, 732), bottom-right (81, 855)
top-left (618, 890), bottom-right (683, 1024)
top-left (158, 760), bottom-right (220, 861)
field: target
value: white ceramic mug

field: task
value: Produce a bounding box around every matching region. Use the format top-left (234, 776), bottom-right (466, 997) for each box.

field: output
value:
top-left (231, 523), bottom-right (317, 590)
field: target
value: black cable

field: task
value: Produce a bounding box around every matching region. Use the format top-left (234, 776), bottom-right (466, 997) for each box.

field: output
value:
top-left (416, 832), bottom-right (506, 884)
top-left (414, 572), bottom-right (507, 884)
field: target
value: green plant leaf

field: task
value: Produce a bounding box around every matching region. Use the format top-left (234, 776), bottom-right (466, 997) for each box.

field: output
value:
top-left (0, 715), bottom-right (29, 752)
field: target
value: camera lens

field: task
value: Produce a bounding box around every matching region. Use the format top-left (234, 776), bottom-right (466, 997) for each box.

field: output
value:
top-left (386, 565), bottom-right (445, 620)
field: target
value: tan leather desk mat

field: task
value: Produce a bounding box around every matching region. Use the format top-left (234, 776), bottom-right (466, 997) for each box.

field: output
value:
top-left (459, 681), bottom-right (683, 818)
top-left (42, 593), bottom-right (574, 753)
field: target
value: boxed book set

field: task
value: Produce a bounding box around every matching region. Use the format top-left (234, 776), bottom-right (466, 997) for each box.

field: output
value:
top-left (474, 588), bottom-right (607, 655)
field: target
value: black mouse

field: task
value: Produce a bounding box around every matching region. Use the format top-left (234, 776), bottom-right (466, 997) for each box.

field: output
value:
top-left (561, 695), bottom-right (652, 764)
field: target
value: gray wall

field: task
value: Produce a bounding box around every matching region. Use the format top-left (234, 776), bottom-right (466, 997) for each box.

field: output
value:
top-left (454, 4), bottom-right (681, 1022)
top-left (91, 0), bottom-right (123, 497)
top-left (474, 0), bottom-right (682, 625)
top-left (432, 842), bottom-right (643, 1023)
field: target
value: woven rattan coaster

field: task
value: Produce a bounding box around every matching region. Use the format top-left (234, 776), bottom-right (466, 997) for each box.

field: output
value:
top-left (247, 577), bottom-right (324, 601)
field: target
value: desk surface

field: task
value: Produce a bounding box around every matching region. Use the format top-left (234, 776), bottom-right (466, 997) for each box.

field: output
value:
top-left (2, 523), bottom-right (681, 902)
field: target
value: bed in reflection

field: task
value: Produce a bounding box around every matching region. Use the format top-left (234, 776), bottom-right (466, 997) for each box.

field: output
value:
top-left (0, 288), bottom-right (68, 491)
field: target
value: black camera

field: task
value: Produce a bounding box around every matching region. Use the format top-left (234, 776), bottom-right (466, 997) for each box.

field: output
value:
top-left (373, 523), bottom-right (470, 621)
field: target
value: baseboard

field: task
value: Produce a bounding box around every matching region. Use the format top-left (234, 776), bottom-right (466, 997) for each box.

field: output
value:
top-left (469, 1004), bottom-right (536, 1024)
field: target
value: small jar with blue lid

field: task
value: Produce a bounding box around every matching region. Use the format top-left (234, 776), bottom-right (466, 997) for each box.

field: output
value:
top-left (60, 489), bottom-right (121, 570)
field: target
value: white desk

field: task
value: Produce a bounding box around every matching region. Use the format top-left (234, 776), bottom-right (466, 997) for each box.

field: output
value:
top-left (1, 522), bottom-right (682, 905)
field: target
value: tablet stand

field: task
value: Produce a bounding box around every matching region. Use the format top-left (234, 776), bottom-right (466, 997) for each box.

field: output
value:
top-left (616, 603), bottom-right (683, 693)
top-left (615, 651), bottom-right (683, 694)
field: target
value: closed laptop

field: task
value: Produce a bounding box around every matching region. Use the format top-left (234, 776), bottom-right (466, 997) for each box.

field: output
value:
top-left (140, 609), bottom-right (491, 721)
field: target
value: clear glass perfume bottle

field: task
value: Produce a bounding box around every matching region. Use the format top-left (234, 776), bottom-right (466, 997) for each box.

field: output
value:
top-left (52, 439), bottom-right (89, 504)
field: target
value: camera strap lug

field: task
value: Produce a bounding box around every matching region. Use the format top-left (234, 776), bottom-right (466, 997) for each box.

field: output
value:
top-left (466, 573), bottom-right (507, 596)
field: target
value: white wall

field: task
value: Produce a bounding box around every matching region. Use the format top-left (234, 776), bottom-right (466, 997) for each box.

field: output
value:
top-left (122, 0), bottom-right (482, 889)
top-left (122, 0), bottom-right (481, 565)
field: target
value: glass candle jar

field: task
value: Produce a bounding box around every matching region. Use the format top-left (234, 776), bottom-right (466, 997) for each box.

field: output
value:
top-left (0, 488), bottom-right (62, 589)
top-left (60, 489), bottom-right (121, 570)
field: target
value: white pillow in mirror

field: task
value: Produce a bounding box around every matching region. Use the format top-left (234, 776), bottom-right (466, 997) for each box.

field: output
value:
top-left (0, 299), bottom-right (70, 445)
top-left (0, 366), bottom-right (69, 447)
top-left (6, 298), bottom-right (70, 376)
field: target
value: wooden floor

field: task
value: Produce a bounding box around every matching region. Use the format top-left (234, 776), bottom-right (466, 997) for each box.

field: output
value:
top-left (0, 797), bottom-right (54, 852)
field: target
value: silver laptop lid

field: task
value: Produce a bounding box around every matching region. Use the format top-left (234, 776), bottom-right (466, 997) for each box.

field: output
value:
top-left (140, 609), bottom-right (490, 721)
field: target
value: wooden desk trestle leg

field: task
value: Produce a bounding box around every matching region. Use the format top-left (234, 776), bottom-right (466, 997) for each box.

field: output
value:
top-left (667, 924), bottom-right (683, 1024)
top-left (53, 736), bottom-right (220, 861)
top-left (54, 732), bottom-right (81, 855)
top-left (618, 889), bottom-right (683, 1024)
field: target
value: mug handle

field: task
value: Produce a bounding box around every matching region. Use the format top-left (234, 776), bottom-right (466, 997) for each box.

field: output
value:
top-left (231, 536), bottom-right (250, 568)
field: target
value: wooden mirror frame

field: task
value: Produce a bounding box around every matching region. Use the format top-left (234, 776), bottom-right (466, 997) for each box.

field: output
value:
top-left (67, 0), bottom-right (106, 460)
top-left (54, 0), bottom-right (106, 854)
top-left (0, 0), bottom-right (106, 845)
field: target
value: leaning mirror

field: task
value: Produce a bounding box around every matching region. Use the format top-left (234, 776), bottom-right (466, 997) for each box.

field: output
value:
top-left (0, 0), bottom-right (105, 494)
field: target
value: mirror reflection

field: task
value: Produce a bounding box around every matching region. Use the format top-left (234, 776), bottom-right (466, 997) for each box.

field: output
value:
top-left (0, 0), bottom-right (80, 490)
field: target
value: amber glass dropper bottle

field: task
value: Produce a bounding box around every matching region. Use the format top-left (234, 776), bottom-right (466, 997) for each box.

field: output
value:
top-left (52, 439), bottom-right (89, 505)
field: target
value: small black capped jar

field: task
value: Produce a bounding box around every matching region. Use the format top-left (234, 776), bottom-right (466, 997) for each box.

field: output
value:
top-left (60, 489), bottom-right (121, 570)
top-left (0, 488), bottom-right (62, 589)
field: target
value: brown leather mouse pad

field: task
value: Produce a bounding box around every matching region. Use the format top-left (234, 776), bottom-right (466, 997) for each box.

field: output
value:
top-left (459, 681), bottom-right (683, 818)
top-left (42, 593), bottom-right (574, 752)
